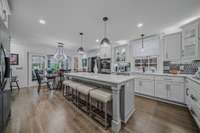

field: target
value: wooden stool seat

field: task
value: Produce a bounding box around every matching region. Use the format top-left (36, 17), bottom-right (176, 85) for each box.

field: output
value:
top-left (90, 89), bottom-right (112, 103)
top-left (89, 88), bottom-right (112, 128)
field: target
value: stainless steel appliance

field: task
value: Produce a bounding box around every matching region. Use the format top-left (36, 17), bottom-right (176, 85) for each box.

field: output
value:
top-left (100, 58), bottom-right (111, 74)
top-left (87, 57), bottom-right (101, 73)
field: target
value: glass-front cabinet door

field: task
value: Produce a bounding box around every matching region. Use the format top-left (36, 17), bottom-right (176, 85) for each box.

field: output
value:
top-left (181, 19), bottom-right (200, 62)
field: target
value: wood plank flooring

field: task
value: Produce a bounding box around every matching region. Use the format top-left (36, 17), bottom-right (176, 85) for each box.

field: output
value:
top-left (4, 87), bottom-right (200, 133)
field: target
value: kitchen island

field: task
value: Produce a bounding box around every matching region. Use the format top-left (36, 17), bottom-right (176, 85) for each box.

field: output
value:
top-left (65, 72), bottom-right (135, 133)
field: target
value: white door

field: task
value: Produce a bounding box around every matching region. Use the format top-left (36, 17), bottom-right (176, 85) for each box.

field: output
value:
top-left (28, 52), bottom-right (47, 87)
top-left (155, 81), bottom-right (168, 99)
top-left (140, 79), bottom-right (155, 96)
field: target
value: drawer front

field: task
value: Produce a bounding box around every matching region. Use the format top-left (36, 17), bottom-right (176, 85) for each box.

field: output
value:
top-left (155, 76), bottom-right (184, 83)
top-left (135, 75), bottom-right (155, 80)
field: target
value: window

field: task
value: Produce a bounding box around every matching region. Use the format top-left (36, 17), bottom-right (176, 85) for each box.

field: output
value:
top-left (32, 55), bottom-right (45, 81)
top-left (47, 55), bottom-right (71, 72)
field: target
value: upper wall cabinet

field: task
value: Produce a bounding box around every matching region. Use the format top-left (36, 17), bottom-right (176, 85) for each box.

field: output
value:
top-left (114, 44), bottom-right (128, 62)
top-left (0, 0), bottom-right (11, 28)
top-left (181, 19), bottom-right (200, 62)
top-left (131, 36), bottom-right (160, 57)
top-left (99, 45), bottom-right (111, 59)
top-left (163, 32), bottom-right (181, 62)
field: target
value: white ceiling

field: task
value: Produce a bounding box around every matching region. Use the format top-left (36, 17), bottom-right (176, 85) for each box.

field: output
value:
top-left (8, 0), bottom-right (200, 51)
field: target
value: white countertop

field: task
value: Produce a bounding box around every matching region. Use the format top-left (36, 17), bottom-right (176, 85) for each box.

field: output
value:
top-left (130, 72), bottom-right (200, 84)
top-left (65, 72), bottom-right (135, 84)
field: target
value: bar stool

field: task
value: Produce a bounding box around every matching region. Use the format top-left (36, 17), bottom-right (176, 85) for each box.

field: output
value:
top-left (68, 81), bottom-right (80, 104)
top-left (63, 80), bottom-right (72, 98)
top-left (89, 88), bottom-right (112, 128)
top-left (76, 84), bottom-right (97, 113)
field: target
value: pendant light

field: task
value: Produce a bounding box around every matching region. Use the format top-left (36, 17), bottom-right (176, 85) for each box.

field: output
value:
top-left (141, 34), bottom-right (144, 52)
top-left (77, 32), bottom-right (85, 54)
top-left (54, 42), bottom-right (67, 61)
top-left (100, 17), bottom-right (110, 47)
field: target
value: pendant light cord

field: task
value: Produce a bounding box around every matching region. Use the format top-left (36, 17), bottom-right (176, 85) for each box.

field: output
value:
top-left (80, 33), bottom-right (83, 47)
top-left (141, 34), bottom-right (144, 48)
top-left (103, 17), bottom-right (108, 38)
top-left (104, 22), bottom-right (107, 38)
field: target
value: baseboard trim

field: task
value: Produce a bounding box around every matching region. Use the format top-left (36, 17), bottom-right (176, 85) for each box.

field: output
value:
top-left (135, 93), bottom-right (187, 107)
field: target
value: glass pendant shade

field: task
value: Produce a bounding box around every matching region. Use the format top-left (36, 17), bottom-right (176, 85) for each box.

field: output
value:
top-left (77, 46), bottom-right (84, 55)
top-left (100, 37), bottom-right (110, 46)
top-left (54, 42), bottom-right (67, 61)
top-left (100, 17), bottom-right (110, 47)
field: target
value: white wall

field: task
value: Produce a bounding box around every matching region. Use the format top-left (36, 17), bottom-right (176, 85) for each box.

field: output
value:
top-left (10, 41), bottom-right (75, 87)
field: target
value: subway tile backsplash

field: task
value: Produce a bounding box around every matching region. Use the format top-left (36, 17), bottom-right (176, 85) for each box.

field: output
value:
top-left (163, 60), bottom-right (200, 74)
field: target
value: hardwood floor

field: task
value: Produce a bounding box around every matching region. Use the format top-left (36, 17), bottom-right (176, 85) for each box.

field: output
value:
top-left (4, 87), bottom-right (199, 133)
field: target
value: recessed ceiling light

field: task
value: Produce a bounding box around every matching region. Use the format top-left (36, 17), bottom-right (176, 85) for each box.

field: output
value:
top-left (137, 23), bottom-right (143, 28)
top-left (96, 39), bottom-right (99, 42)
top-left (39, 19), bottom-right (46, 24)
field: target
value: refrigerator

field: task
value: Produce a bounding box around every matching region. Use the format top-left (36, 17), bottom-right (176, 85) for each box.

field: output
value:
top-left (0, 23), bottom-right (11, 132)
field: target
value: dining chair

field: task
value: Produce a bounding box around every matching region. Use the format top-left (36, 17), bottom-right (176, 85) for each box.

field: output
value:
top-left (10, 69), bottom-right (20, 92)
top-left (34, 69), bottom-right (51, 93)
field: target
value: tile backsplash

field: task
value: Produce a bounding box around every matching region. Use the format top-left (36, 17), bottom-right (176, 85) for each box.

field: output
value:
top-left (163, 60), bottom-right (200, 74)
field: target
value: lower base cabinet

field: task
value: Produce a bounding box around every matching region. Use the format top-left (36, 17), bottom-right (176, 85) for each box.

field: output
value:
top-left (169, 83), bottom-right (184, 103)
top-left (135, 79), bottom-right (154, 97)
top-left (185, 79), bottom-right (200, 128)
top-left (155, 81), bottom-right (168, 99)
top-left (135, 75), bottom-right (185, 104)
top-left (155, 80), bottom-right (185, 103)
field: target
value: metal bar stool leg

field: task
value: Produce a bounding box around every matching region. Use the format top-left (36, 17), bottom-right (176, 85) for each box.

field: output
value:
top-left (104, 102), bottom-right (107, 129)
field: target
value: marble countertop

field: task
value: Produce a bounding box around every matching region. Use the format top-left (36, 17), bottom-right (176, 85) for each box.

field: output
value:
top-left (65, 72), bottom-right (135, 84)
top-left (130, 72), bottom-right (200, 84)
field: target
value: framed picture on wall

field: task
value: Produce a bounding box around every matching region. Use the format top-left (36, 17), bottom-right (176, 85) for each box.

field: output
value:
top-left (10, 53), bottom-right (19, 65)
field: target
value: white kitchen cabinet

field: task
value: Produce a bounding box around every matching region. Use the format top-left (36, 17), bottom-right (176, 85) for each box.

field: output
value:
top-left (181, 18), bottom-right (200, 62)
top-left (114, 44), bottom-right (128, 62)
top-left (131, 35), bottom-right (160, 57)
top-left (134, 79), bottom-right (140, 93)
top-left (0, 0), bottom-right (10, 28)
top-left (99, 45), bottom-right (111, 59)
top-left (155, 81), bottom-right (168, 99)
top-left (168, 83), bottom-right (184, 103)
top-left (163, 32), bottom-right (182, 62)
top-left (185, 78), bottom-right (200, 128)
top-left (155, 77), bottom-right (185, 103)
top-left (140, 79), bottom-right (154, 96)
top-left (134, 78), bottom-right (154, 96)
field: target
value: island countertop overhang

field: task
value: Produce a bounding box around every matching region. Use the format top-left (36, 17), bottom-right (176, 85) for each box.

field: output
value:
top-left (64, 72), bottom-right (135, 85)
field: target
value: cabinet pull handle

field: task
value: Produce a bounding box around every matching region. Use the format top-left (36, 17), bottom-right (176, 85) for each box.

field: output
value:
top-left (190, 94), bottom-right (198, 102)
top-left (186, 88), bottom-right (189, 96)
